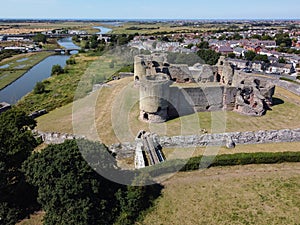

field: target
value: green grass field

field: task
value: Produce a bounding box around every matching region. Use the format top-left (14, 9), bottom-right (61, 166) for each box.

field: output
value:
top-left (17, 162), bottom-right (300, 225)
top-left (17, 52), bottom-right (133, 114)
top-left (0, 52), bottom-right (54, 90)
top-left (0, 21), bottom-right (103, 34)
top-left (141, 162), bottom-right (300, 225)
top-left (163, 142), bottom-right (300, 160)
top-left (110, 21), bottom-right (240, 35)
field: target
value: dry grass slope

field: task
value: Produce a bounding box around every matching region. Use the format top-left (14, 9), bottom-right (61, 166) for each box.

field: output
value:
top-left (142, 163), bottom-right (300, 225)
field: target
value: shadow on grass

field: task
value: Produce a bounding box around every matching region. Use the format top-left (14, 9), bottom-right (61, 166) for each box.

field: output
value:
top-left (272, 97), bottom-right (285, 106)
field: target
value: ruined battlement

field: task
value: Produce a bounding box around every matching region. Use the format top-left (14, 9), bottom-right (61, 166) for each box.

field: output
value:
top-left (135, 54), bottom-right (275, 123)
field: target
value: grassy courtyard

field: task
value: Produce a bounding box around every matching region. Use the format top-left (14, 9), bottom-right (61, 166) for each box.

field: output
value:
top-left (36, 77), bottom-right (300, 146)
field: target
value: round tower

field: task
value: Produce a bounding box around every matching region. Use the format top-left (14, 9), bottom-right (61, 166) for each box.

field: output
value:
top-left (134, 55), bottom-right (147, 81)
top-left (139, 73), bottom-right (171, 123)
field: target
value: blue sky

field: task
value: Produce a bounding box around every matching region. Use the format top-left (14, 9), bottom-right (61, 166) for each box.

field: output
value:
top-left (1, 0), bottom-right (300, 19)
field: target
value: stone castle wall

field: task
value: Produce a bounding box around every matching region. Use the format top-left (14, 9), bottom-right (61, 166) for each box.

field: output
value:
top-left (135, 54), bottom-right (275, 123)
top-left (159, 128), bottom-right (300, 148)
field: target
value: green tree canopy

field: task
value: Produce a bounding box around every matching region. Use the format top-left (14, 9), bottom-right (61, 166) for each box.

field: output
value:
top-left (197, 41), bottom-right (209, 49)
top-left (244, 50), bottom-right (257, 61)
top-left (0, 108), bottom-right (38, 225)
top-left (51, 64), bottom-right (64, 76)
top-left (197, 49), bottom-right (221, 65)
top-left (279, 57), bottom-right (286, 64)
top-left (22, 139), bottom-right (163, 225)
top-left (32, 33), bottom-right (47, 44)
top-left (275, 33), bottom-right (292, 48)
top-left (23, 140), bottom-right (121, 225)
top-left (33, 81), bottom-right (45, 94)
top-left (253, 54), bottom-right (269, 63)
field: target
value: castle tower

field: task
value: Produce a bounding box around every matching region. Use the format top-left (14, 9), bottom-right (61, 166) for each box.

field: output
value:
top-left (134, 55), bottom-right (147, 82)
top-left (139, 73), bottom-right (171, 123)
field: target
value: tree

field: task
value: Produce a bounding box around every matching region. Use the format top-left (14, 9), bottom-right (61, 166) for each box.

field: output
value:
top-left (23, 140), bottom-right (122, 225)
top-left (279, 57), bottom-right (286, 64)
top-left (197, 41), bottom-right (209, 49)
top-left (51, 64), bottom-right (64, 76)
top-left (253, 54), bottom-right (269, 63)
top-left (275, 33), bottom-right (292, 48)
top-left (218, 34), bottom-right (227, 41)
top-left (232, 33), bottom-right (243, 40)
top-left (66, 58), bottom-right (76, 65)
top-left (251, 34), bottom-right (262, 40)
top-left (33, 82), bottom-right (45, 94)
top-left (0, 108), bottom-right (38, 225)
top-left (186, 43), bottom-right (194, 49)
top-left (261, 35), bottom-right (273, 40)
top-left (197, 49), bottom-right (221, 65)
top-left (227, 52), bottom-right (236, 59)
top-left (90, 39), bottom-right (98, 49)
top-left (161, 36), bottom-right (170, 42)
top-left (72, 35), bottom-right (80, 43)
top-left (32, 33), bottom-right (47, 44)
top-left (244, 50), bottom-right (257, 61)
top-left (115, 173), bottom-right (163, 225)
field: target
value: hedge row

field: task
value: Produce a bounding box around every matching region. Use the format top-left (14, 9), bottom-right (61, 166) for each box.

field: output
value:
top-left (280, 77), bottom-right (299, 84)
top-left (145, 152), bottom-right (300, 177)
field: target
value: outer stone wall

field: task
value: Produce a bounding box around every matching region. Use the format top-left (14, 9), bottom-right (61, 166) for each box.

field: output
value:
top-left (159, 128), bottom-right (300, 148)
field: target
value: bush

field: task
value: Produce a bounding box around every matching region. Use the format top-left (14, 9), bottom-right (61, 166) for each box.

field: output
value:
top-left (66, 58), bottom-right (76, 65)
top-left (145, 151), bottom-right (300, 177)
top-left (51, 64), bottom-right (64, 75)
top-left (197, 49), bottom-right (221, 65)
top-left (280, 77), bottom-right (299, 84)
top-left (33, 81), bottom-right (45, 94)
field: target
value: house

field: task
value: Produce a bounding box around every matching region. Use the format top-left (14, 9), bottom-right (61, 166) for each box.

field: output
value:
top-left (233, 47), bottom-right (248, 57)
top-left (268, 56), bottom-right (279, 64)
top-left (259, 40), bottom-right (276, 48)
top-left (217, 45), bottom-right (233, 54)
top-left (251, 61), bottom-right (266, 72)
top-left (227, 58), bottom-right (249, 69)
top-left (267, 63), bottom-right (295, 74)
top-left (245, 44), bottom-right (261, 53)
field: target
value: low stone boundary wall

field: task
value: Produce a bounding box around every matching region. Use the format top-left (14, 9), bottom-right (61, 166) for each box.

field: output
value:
top-left (34, 128), bottom-right (300, 159)
top-left (159, 128), bottom-right (300, 148)
top-left (34, 130), bottom-right (85, 144)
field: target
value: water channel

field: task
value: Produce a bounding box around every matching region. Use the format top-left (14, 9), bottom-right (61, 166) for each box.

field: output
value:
top-left (0, 25), bottom-right (112, 104)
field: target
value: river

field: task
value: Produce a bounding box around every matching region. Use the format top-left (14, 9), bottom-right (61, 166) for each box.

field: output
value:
top-left (94, 24), bottom-right (113, 34)
top-left (0, 37), bottom-right (78, 104)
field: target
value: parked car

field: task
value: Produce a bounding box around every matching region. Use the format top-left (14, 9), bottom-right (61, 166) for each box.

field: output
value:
top-left (242, 68), bottom-right (252, 73)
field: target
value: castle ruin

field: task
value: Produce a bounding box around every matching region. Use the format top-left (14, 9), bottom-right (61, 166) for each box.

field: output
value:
top-left (135, 53), bottom-right (275, 123)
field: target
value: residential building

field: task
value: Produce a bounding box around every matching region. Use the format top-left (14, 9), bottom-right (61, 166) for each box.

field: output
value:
top-left (267, 63), bottom-right (295, 74)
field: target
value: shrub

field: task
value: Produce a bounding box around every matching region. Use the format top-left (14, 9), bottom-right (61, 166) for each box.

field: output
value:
top-left (51, 64), bottom-right (64, 75)
top-left (280, 77), bottom-right (299, 84)
top-left (33, 81), bottom-right (45, 94)
top-left (66, 58), bottom-right (76, 65)
top-left (145, 152), bottom-right (300, 177)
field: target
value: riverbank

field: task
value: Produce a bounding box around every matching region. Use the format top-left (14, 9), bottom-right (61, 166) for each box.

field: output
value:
top-left (0, 52), bottom-right (54, 90)
top-left (16, 53), bottom-right (98, 113)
